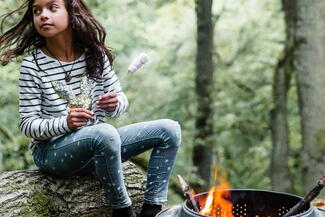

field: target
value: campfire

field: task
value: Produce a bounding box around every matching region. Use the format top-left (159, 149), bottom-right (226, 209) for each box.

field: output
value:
top-left (196, 169), bottom-right (234, 217)
top-left (156, 173), bottom-right (325, 217)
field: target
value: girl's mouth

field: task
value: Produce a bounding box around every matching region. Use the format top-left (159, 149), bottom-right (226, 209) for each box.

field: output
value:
top-left (40, 24), bottom-right (53, 29)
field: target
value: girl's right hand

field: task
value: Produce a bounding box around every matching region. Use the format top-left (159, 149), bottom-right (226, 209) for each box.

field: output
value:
top-left (67, 108), bottom-right (94, 130)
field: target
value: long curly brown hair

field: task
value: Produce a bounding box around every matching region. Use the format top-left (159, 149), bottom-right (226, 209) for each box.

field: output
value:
top-left (0, 0), bottom-right (114, 80)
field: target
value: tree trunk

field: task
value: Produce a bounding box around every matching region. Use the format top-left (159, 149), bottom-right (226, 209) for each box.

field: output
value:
top-left (0, 162), bottom-right (146, 217)
top-left (295, 0), bottom-right (325, 198)
top-left (270, 0), bottom-right (296, 193)
top-left (193, 0), bottom-right (215, 191)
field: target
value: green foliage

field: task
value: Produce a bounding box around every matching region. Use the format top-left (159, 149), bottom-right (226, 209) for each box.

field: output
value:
top-left (210, 0), bottom-right (282, 189)
top-left (0, 61), bottom-right (34, 171)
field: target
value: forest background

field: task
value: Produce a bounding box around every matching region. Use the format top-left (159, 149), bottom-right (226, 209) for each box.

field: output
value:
top-left (0, 0), bottom-right (324, 205)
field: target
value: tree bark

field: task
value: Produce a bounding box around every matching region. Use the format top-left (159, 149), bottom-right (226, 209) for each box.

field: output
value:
top-left (193, 0), bottom-right (215, 192)
top-left (0, 162), bottom-right (146, 217)
top-left (294, 0), bottom-right (325, 198)
top-left (270, 0), bottom-right (296, 193)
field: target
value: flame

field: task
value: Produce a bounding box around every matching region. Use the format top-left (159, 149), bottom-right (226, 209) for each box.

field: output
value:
top-left (199, 168), bottom-right (234, 217)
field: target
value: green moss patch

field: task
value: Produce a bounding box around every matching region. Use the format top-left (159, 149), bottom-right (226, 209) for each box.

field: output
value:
top-left (21, 190), bottom-right (56, 217)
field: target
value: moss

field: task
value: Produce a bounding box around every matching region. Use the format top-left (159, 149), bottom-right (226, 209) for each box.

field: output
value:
top-left (124, 174), bottom-right (144, 184)
top-left (21, 190), bottom-right (56, 217)
top-left (4, 183), bottom-right (36, 194)
top-left (315, 129), bottom-right (325, 153)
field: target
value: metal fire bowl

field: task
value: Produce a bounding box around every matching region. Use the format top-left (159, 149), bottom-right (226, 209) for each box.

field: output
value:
top-left (156, 189), bottom-right (325, 217)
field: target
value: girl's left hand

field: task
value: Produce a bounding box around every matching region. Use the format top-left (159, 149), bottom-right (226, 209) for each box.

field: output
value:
top-left (96, 92), bottom-right (118, 112)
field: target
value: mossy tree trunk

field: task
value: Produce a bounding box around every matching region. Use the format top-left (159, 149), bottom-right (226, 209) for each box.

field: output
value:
top-left (0, 162), bottom-right (145, 217)
top-left (294, 0), bottom-right (325, 198)
top-left (270, 0), bottom-right (296, 193)
top-left (193, 0), bottom-right (215, 192)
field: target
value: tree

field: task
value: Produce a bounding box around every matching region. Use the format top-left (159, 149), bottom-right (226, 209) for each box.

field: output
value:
top-left (192, 0), bottom-right (215, 191)
top-left (270, 0), bottom-right (296, 193)
top-left (294, 0), bottom-right (325, 198)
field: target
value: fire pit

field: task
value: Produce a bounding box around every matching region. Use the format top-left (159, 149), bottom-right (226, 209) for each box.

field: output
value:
top-left (156, 189), bottom-right (325, 217)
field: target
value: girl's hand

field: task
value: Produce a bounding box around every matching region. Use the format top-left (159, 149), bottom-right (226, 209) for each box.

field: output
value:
top-left (67, 108), bottom-right (94, 130)
top-left (96, 93), bottom-right (118, 112)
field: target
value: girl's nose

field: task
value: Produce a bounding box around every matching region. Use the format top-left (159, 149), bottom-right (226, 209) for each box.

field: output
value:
top-left (40, 10), bottom-right (50, 21)
top-left (40, 16), bottom-right (48, 22)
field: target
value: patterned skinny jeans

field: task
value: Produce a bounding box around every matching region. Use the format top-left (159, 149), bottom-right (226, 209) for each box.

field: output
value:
top-left (32, 119), bottom-right (181, 209)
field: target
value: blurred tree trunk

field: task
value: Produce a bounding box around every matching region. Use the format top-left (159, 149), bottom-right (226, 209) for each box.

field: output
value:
top-left (193, 0), bottom-right (215, 191)
top-left (295, 0), bottom-right (325, 198)
top-left (0, 162), bottom-right (145, 217)
top-left (270, 0), bottom-right (296, 193)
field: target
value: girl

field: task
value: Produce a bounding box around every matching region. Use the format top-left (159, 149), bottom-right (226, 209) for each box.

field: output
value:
top-left (0, 0), bottom-right (181, 216)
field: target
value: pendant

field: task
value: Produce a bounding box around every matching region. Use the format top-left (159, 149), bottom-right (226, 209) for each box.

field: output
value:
top-left (65, 73), bottom-right (72, 82)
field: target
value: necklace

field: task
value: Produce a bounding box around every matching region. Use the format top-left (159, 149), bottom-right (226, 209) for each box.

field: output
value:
top-left (45, 46), bottom-right (76, 82)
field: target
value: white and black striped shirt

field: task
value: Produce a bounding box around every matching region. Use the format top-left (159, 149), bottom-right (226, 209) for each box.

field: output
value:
top-left (19, 48), bottom-right (128, 151)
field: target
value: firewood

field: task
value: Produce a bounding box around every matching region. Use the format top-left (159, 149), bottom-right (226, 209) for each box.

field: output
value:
top-left (177, 175), bottom-right (200, 212)
top-left (283, 176), bottom-right (325, 217)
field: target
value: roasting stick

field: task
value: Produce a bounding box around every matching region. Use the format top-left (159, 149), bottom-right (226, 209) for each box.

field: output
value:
top-left (177, 175), bottom-right (200, 213)
top-left (283, 176), bottom-right (325, 217)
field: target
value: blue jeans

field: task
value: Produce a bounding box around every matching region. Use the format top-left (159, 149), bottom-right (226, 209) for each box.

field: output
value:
top-left (32, 119), bottom-right (181, 209)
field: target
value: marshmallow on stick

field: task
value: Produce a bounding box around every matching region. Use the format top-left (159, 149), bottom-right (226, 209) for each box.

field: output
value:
top-left (109, 52), bottom-right (149, 92)
top-left (128, 52), bottom-right (149, 73)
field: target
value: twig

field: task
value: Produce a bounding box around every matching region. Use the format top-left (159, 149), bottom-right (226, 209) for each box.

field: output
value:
top-left (177, 175), bottom-right (200, 213)
top-left (283, 176), bottom-right (325, 217)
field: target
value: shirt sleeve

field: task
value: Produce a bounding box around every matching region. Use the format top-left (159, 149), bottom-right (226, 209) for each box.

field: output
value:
top-left (102, 56), bottom-right (128, 117)
top-left (19, 59), bottom-right (72, 140)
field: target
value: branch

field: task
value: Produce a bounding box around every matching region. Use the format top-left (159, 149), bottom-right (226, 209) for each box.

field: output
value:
top-left (283, 176), bottom-right (325, 217)
top-left (177, 175), bottom-right (200, 212)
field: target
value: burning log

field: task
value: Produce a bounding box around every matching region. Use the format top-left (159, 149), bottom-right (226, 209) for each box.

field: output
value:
top-left (283, 176), bottom-right (325, 217)
top-left (177, 175), bottom-right (200, 213)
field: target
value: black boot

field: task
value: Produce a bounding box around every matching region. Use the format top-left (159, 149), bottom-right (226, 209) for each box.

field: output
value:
top-left (139, 203), bottom-right (162, 217)
top-left (112, 205), bottom-right (137, 217)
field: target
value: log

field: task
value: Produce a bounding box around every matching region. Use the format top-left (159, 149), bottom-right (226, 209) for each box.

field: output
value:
top-left (0, 162), bottom-right (146, 217)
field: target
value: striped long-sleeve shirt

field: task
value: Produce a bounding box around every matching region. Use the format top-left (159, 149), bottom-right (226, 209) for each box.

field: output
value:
top-left (19, 48), bottom-right (128, 152)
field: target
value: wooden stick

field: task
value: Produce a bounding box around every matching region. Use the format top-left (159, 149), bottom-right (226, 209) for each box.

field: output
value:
top-left (283, 176), bottom-right (325, 217)
top-left (177, 175), bottom-right (200, 213)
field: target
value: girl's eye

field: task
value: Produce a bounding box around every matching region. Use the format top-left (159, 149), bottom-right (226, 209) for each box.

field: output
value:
top-left (49, 5), bottom-right (59, 11)
top-left (33, 8), bottom-right (41, 15)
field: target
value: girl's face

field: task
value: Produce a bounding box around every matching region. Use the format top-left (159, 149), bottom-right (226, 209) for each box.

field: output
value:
top-left (32, 0), bottom-right (70, 39)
